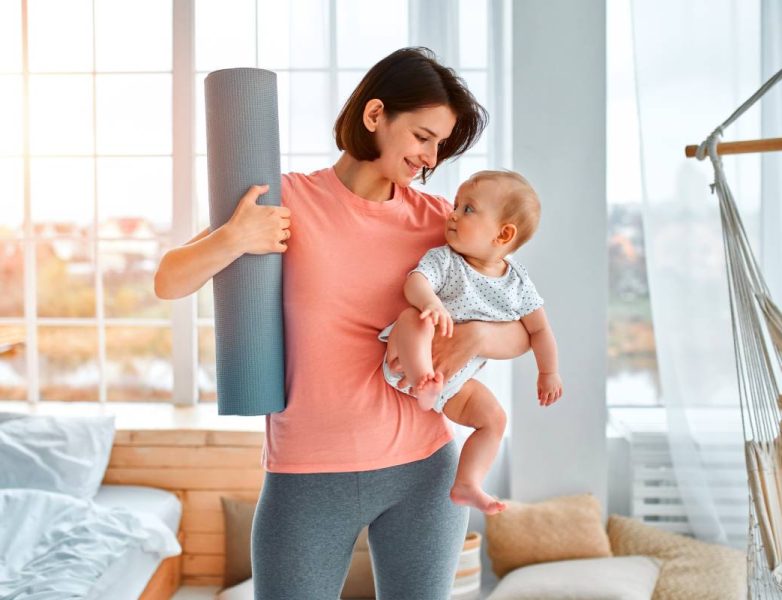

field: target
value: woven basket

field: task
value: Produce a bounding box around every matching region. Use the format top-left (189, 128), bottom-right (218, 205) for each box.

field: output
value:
top-left (341, 529), bottom-right (482, 599)
top-left (452, 531), bottom-right (482, 600)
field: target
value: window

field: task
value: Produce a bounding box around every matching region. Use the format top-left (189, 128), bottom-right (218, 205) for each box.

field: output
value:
top-left (1, 0), bottom-right (174, 403)
top-left (1, 0), bottom-right (508, 405)
top-left (606, 0), bottom-right (660, 407)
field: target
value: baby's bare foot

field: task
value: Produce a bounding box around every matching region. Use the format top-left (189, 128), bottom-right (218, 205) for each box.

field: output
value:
top-left (450, 481), bottom-right (506, 515)
top-left (415, 372), bottom-right (444, 411)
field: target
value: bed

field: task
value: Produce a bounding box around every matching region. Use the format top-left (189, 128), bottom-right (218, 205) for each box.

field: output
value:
top-left (92, 485), bottom-right (183, 600)
top-left (0, 413), bottom-right (183, 599)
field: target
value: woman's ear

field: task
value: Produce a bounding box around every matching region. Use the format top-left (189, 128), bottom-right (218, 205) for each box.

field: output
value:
top-left (363, 99), bottom-right (384, 133)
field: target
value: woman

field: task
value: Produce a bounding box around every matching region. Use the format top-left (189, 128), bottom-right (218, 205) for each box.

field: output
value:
top-left (155, 47), bottom-right (531, 600)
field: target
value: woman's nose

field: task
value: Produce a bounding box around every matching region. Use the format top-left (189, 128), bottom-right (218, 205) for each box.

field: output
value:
top-left (421, 144), bottom-right (437, 168)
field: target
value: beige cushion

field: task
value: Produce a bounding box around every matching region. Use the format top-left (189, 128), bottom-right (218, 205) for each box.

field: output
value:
top-left (485, 494), bottom-right (612, 577)
top-left (219, 497), bottom-right (375, 597)
top-left (486, 555), bottom-right (661, 600)
top-left (607, 515), bottom-right (746, 600)
top-left (341, 527), bottom-right (376, 599)
top-left (220, 497), bottom-right (256, 590)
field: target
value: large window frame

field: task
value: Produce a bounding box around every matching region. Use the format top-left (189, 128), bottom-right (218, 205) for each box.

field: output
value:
top-left (3, 0), bottom-right (510, 406)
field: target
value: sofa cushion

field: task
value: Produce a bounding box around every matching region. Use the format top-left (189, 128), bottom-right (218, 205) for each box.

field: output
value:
top-left (607, 515), bottom-right (746, 600)
top-left (486, 555), bottom-right (661, 600)
top-left (485, 494), bottom-right (612, 577)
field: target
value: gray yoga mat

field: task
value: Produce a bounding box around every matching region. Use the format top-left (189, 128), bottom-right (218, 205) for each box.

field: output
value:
top-left (204, 68), bottom-right (286, 416)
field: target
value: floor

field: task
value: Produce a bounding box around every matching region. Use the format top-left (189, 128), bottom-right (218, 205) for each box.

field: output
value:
top-left (170, 585), bottom-right (494, 599)
top-left (171, 586), bottom-right (220, 600)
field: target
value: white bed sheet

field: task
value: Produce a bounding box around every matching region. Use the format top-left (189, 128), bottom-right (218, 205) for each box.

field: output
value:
top-left (93, 485), bottom-right (182, 535)
top-left (0, 488), bottom-right (180, 600)
top-left (91, 485), bottom-right (183, 600)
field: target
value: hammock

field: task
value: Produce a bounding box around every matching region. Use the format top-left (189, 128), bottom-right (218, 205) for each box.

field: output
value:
top-left (688, 67), bottom-right (782, 598)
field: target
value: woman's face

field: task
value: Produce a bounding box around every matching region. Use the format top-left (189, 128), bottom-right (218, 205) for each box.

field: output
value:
top-left (368, 103), bottom-right (457, 186)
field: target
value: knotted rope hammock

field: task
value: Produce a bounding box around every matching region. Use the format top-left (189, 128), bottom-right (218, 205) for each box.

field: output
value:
top-left (689, 67), bottom-right (782, 598)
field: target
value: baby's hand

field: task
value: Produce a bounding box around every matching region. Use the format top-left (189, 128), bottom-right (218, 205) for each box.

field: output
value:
top-left (537, 372), bottom-right (563, 406)
top-left (419, 303), bottom-right (453, 337)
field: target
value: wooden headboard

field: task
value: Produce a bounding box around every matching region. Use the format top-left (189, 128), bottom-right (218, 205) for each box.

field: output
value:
top-left (102, 428), bottom-right (266, 597)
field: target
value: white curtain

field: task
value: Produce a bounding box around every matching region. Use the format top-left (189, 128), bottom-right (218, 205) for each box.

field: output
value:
top-left (631, 0), bottom-right (781, 548)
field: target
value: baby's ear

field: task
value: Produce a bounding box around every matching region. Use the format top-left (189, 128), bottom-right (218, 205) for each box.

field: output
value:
top-left (498, 223), bottom-right (517, 244)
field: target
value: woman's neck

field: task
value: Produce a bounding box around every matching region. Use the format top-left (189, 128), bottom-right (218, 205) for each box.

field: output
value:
top-left (333, 153), bottom-right (395, 203)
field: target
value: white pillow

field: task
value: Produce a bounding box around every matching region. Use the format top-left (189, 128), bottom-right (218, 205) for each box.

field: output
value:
top-left (0, 413), bottom-right (116, 499)
top-left (486, 555), bottom-right (661, 600)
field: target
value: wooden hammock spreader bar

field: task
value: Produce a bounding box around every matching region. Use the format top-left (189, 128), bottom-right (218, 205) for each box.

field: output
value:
top-left (685, 137), bottom-right (782, 158)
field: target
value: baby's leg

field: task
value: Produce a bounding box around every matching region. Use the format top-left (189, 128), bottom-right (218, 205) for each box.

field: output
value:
top-left (391, 307), bottom-right (444, 410)
top-left (442, 379), bottom-right (508, 515)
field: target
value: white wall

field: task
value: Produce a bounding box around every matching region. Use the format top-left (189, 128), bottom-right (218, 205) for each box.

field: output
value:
top-left (510, 0), bottom-right (608, 511)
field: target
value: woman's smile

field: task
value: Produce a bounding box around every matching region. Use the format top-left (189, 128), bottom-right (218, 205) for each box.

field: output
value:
top-left (404, 158), bottom-right (420, 176)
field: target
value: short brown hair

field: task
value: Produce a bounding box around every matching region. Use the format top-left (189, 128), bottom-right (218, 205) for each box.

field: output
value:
top-left (334, 47), bottom-right (488, 183)
top-left (470, 170), bottom-right (541, 253)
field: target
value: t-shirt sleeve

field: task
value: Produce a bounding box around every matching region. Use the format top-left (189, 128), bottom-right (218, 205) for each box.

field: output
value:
top-left (409, 246), bottom-right (451, 294)
top-left (518, 266), bottom-right (545, 317)
top-left (280, 172), bottom-right (294, 208)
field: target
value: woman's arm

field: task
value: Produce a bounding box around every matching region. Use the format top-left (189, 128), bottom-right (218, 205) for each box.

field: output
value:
top-left (154, 185), bottom-right (290, 299)
top-left (154, 226), bottom-right (244, 299)
top-left (394, 320), bottom-right (531, 386)
top-left (473, 320), bottom-right (531, 359)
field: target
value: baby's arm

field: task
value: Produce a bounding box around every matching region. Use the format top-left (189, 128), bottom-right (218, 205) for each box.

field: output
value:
top-left (404, 272), bottom-right (440, 310)
top-left (520, 308), bottom-right (563, 406)
top-left (520, 308), bottom-right (557, 372)
top-left (404, 273), bottom-right (453, 337)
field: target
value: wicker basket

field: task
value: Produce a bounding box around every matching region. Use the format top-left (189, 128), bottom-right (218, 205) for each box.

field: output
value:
top-left (452, 531), bottom-right (482, 600)
top-left (341, 529), bottom-right (483, 599)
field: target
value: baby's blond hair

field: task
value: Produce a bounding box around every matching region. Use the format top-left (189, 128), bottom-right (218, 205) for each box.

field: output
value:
top-left (469, 170), bottom-right (540, 253)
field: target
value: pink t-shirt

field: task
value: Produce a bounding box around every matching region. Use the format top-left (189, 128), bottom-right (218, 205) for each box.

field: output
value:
top-left (261, 166), bottom-right (454, 473)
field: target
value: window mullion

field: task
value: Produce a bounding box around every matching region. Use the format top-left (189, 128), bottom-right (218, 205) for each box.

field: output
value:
top-left (21, 0), bottom-right (39, 405)
top-left (171, 0), bottom-right (197, 405)
top-left (488, 0), bottom-right (511, 169)
top-left (90, 0), bottom-right (108, 404)
top-left (328, 0), bottom-right (338, 163)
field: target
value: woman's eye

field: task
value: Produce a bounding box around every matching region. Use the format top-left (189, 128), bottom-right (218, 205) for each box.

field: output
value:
top-left (415, 134), bottom-right (428, 142)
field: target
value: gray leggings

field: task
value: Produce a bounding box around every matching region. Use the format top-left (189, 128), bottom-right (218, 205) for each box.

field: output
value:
top-left (251, 441), bottom-right (469, 600)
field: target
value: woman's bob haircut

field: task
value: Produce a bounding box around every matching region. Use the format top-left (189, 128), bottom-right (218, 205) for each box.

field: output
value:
top-left (334, 47), bottom-right (488, 183)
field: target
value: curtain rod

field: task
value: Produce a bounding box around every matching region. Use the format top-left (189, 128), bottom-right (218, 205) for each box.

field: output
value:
top-left (685, 137), bottom-right (782, 158)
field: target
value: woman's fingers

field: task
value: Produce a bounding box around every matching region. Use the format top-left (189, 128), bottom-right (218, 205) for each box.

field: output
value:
top-left (245, 184), bottom-right (269, 205)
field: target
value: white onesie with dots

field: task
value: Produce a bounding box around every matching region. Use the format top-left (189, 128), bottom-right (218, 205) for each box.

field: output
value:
top-left (378, 244), bottom-right (544, 412)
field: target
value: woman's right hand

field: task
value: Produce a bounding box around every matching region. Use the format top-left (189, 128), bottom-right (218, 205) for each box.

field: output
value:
top-left (225, 184), bottom-right (291, 255)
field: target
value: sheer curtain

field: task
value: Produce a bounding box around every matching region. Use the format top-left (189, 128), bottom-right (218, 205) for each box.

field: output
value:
top-left (631, 0), bottom-right (781, 548)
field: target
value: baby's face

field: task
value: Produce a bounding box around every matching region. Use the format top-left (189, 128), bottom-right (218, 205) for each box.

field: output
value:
top-left (445, 178), bottom-right (505, 260)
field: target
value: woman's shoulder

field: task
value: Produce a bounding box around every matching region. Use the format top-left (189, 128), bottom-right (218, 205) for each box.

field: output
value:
top-left (400, 184), bottom-right (453, 218)
top-left (282, 168), bottom-right (330, 191)
top-left (280, 169), bottom-right (331, 206)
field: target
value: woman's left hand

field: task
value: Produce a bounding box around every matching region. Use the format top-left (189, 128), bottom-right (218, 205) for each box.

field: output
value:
top-left (394, 321), bottom-right (481, 388)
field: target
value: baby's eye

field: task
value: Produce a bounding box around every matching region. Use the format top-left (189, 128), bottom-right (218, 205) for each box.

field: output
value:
top-left (464, 205), bottom-right (474, 214)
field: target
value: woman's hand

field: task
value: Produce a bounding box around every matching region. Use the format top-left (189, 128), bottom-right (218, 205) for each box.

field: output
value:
top-left (395, 321), bottom-right (481, 388)
top-left (420, 302), bottom-right (453, 338)
top-left (225, 184), bottom-right (291, 255)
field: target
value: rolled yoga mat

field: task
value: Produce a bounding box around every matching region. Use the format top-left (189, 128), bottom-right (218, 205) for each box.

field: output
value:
top-left (204, 68), bottom-right (286, 416)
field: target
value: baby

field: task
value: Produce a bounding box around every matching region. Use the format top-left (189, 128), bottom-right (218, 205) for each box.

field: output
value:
top-left (378, 170), bottom-right (563, 514)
